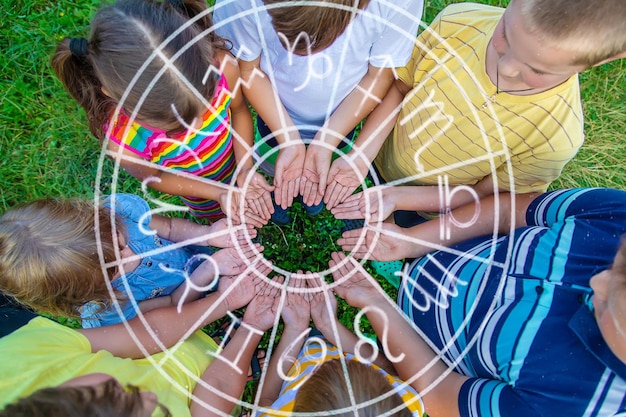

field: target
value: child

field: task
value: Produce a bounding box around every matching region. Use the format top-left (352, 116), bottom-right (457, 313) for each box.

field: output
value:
top-left (0, 273), bottom-right (278, 416)
top-left (253, 269), bottom-right (424, 416)
top-left (394, 188), bottom-right (626, 416)
top-left (329, 0), bottom-right (626, 264)
top-left (213, 0), bottom-right (423, 222)
top-left (51, 0), bottom-right (274, 226)
top-left (0, 193), bottom-right (262, 327)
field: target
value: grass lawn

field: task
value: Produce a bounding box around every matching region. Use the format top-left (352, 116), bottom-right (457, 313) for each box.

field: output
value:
top-left (1, 0), bottom-right (625, 412)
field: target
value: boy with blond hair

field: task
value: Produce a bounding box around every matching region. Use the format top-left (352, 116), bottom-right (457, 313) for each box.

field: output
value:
top-left (327, 0), bottom-right (626, 264)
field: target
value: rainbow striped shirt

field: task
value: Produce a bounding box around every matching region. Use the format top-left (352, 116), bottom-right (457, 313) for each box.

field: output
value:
top-left (106, 73), bottom-right (235, 219)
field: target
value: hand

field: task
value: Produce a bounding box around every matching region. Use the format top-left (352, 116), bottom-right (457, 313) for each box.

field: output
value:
top-left (209, 243), bottom-right (263, 277)
top-left (243, 276), bottom-right (283, 332)
top-left (280, 272), bottom-right (311, 332)
top-left (300, 143), bottom-right (333, 207)
top-left (331, 186), bottom-right (395, 222)
top-left (237, 169), bottom-right (275, 221)
top-left (218, 189), bottom-right (267, 228)
top-left (274, 141), bottom-right (306, 209)
top-left (328, 252), bottom-right (383, 309)
top-left (218, 259), bottom-right (272, 311)
top-left (309, 275), bottom-right (338, 333)
top-left (337, 222), bottom-right (411, 262)
top-left (324, 154), bottom-right (369, 210)
top-left (204, 218), bottom-right (257, 248)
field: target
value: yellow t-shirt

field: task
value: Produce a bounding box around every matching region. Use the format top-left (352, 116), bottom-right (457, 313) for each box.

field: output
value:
top-left (0, 317), bottom-right (218, 416)
top-left (374, 3), bottom-right (584, 194)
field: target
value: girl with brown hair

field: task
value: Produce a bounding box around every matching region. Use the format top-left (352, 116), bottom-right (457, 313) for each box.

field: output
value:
top-left (52, 0), bottom-right (274, 226)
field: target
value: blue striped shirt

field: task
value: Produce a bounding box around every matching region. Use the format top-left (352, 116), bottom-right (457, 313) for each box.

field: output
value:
top-left (399, 188), bottom-right (626, 416)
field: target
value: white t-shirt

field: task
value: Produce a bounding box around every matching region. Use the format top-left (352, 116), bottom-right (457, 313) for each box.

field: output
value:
top-left (213, 0), bottom-right (423, 135)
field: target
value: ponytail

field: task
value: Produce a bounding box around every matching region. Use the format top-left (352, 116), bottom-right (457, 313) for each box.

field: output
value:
top-left (51, 38), bottom-right (115, 139)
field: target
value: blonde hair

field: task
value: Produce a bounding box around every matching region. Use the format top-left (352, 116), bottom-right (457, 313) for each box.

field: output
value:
top-left (263, 0), bottom-right (371, 55)
top-left (294, 359), bottom-right (412, 416)
top-left (518, 0), bottom-right (626, 66)
top-left (0, 198), bottom-right (125, 318)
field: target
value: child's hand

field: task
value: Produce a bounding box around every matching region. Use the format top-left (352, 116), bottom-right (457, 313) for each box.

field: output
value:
top-left (280, 272), bottom-right (311, 332)
top-left (330, 186), bottom-right (395, 222)
top-left (209, 243), bottom-right (263, 276)
top-left (237, 169), bottom-right (275, 221)
top-left (219, 189), bottom-right (266, 228)
top-left (218, 259), bottom-right (272, 311)
top-left (300, 142), bottom-right (333, 207)
top-left (328, 252), bottom-right (383, 309)
top-left (204, 218), bottom-right (257, 248)
top-left (309, 275), bottom-right (338, 334)
top-left (274, 141), bottom-right (306, 209)
top-left (325, 155), bottom-right (369, 210)
top-left (337, 223), bottom-right (414, 262)
top-left (243, 276), bottom-right (282, 332)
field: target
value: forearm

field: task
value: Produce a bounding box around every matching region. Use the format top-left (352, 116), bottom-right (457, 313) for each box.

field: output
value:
top-left (192, 323), bottom-right (264, 417)
top-left (239, 59), bottom-right (300, 145)
top-left (346, 80), bottom-right (404, 163)
top-left (400, 192), bottom-right (535, 259)
top-left (364, 297), bottom-right (465, 417)
top-left (317, 66), bottom-right (394, 147)
top-left (81, 290), bottom-right (230, 358)
top-left (258, 325), bottom-right (306, 407)
top-left (231, 100), bottom-right (255, 172)
top-left (169, 261), bottom-right (218, 306)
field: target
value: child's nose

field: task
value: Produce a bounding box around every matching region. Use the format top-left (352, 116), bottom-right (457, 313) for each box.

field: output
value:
top-left (497, 54), bottom-right (520, 79)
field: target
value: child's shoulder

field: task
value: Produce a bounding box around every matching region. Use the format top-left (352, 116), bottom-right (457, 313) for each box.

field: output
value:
top-left (434, 2), bottom-right (504, 29)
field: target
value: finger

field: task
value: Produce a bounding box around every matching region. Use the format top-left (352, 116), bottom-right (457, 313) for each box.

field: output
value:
top-left (324, 181), bottom-right (339, 208)
top-left (286, 180), bottom-right (296, 209)
top-left (260, 190), bottom-right (274, 217)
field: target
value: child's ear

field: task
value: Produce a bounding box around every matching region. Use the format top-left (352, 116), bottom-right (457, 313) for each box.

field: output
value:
top-left (101, 87), bottom-right (111, 97)
top-left (592, 50), bottom-right (626, 67)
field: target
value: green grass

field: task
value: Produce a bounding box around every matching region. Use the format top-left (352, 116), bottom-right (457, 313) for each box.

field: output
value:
top-left (1, 0), bottom-right (625, 414)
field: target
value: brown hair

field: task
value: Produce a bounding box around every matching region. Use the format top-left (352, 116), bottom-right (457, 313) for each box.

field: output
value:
top-left (51, 0), bottom-right (229, 139)
top-left (0, 198), bottom-right (126, 318)
top-left (518, 0), bottom-right (626, 66)
top-left (263, 0), bottom-right (371, 55)
top-left (294, 359), bottom-right (413, 416)
top-left (0, 379), bottom-right (171, 417)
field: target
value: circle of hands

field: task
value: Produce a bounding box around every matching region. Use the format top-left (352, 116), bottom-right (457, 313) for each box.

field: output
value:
top-left (227, 141), bottom-right (412, 263)
top-left (219, 251), bottom-right (386, 346)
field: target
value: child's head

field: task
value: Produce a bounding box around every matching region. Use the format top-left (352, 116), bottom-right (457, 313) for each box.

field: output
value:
top-left (0, 198), bottom-right (125, 318)
top-left (0, 374), bottom-right (166, 417)
top-left (488, 0), bottom-right (626, 93)
top-left (590, 240), bottom-right (626, 365)
top-left (52, 0), bottom-right (228, 138)
top-left (293, 359), bottom-right (413, 416)
top-left (518, 0), bottom-right (626, 67)
top-left (263, 0), bottom-right (371, 55)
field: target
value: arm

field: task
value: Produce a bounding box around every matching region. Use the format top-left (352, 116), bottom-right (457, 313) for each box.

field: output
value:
top-left (301, 65), bottom-right (395, 206)
top-left (78, 261), bottom-right (271, 358)
top-left (238, 57), bottom-right (306, 209)
top-left (220, 51), bottom-right (274, 220)
top-left (191, 280), bottom-right (280, 417)
top-left (339, 181), bottom-right (538, 261)
top-left (149, 215), bottom-right (255, 249)
top-left (309, 276), bottom-right (395, 374)
top-left (257, 274), bottom-right (310, 407)
top-left (324, 79), bottom-right (408, 209)
top-left (329, 252), bottom-right (467, 417)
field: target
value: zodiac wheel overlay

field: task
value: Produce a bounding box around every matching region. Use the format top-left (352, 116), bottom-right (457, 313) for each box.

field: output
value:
top-left (93, 1), bottom-right (518, 415)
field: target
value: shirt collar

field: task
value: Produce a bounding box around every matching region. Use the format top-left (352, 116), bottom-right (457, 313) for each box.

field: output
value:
top-left (569, 304), bottom-right (626, 380)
